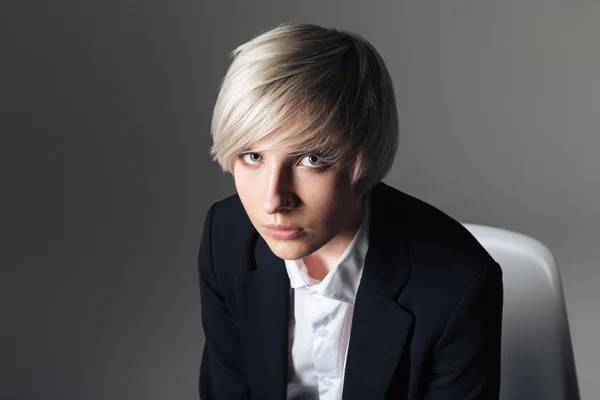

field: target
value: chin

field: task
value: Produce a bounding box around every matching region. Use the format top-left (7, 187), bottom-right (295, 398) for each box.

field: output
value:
top-left (263, 237), bottom-right (314, 261)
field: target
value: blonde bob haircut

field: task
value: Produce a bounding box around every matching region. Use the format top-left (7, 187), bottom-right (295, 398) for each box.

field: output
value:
top-left (210, 23), bottom-right (399, 192)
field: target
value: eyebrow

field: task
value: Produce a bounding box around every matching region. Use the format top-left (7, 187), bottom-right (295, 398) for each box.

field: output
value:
top-left (240, 147), bottom-right (296, 155)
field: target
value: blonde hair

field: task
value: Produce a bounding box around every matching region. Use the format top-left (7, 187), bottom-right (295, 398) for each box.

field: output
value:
top-left (210, 23), bottom-right (398, 191)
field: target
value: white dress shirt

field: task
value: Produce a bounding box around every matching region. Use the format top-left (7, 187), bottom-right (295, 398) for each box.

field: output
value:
top-left (284, 197), bottom-right (370, 400)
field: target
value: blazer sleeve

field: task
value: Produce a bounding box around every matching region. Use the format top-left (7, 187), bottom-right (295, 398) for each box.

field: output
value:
top-left (198, 203), bottom-right (251, 399)
top-left (424, 262), bottom-right (504, 400)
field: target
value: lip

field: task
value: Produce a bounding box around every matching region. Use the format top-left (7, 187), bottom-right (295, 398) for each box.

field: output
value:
top-left (263, 225), bottom-right (305, 240)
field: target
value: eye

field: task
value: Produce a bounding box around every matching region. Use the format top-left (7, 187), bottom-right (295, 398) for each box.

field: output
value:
top-left (299, 154), bottom-right (325, 168)
top-left (240, 152), bottom-right (262, 164)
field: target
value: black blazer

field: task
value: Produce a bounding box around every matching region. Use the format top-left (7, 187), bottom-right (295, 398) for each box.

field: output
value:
top-left (198, 182), bottom-right (503, 400)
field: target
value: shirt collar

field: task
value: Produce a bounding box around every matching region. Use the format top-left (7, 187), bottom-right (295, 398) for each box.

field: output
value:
top-left (284, 193), bottom-right (371, 304)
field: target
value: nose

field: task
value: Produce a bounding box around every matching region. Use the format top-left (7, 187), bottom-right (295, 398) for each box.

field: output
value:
top-left (262, 164), bottom-right (296, 215)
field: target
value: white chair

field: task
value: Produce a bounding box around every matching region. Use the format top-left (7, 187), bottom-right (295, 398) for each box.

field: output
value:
top-left (463, 224), bottom-right (580, 400)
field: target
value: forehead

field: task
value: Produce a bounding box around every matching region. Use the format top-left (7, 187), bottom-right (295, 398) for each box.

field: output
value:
top-left (244, 129), bottom-right (314, 155)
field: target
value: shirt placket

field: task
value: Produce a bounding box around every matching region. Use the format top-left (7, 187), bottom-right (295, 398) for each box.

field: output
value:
top-left (308, 289), bottom-right (344, 399)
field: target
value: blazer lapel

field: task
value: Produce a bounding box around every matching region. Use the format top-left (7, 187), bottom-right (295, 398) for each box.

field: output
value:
top-left (238, 237), bottom-right (290, 400)
top-left (342, 182), bottom-right (414, 400)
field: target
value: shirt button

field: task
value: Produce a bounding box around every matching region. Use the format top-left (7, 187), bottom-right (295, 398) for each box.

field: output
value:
top-left (317, 328), bottom-right (329, 338)
top-left (323, 379), bottom-right (333, 388)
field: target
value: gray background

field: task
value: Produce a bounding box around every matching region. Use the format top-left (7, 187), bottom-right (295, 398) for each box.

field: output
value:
top-left (3, 0), bottom-right (599, 399)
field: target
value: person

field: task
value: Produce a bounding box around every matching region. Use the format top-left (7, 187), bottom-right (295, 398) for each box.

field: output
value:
top-left (198, 23), bottom-right (503, 400)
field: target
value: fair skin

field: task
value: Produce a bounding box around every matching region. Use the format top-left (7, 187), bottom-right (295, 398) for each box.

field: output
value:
top-left (233, 133), bottom-right (365, 280)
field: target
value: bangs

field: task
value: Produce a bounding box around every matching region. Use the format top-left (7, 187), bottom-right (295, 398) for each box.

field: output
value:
top-left (218, 101), bottom-right (359, 171)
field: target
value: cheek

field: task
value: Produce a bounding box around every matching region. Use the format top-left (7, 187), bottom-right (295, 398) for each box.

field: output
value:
top-left (234, 163), bottom-right (255, 193)
top-left (234, 169), bottom-right (260, 214)
top-left (303, 179), bottom-right (359, 225)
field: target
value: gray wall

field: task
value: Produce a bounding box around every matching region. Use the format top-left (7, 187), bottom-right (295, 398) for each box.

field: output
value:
top-left (3, 0), bottom-right (599, 399)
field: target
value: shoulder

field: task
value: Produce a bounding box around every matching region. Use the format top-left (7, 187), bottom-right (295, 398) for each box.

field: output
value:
top-left (206, 192), bottom-right (256, 244)
top-left (201, 193), bottom-right (258, 276)
top-left (373, 182), bottom-right (501, 318)
top-left (374, 182), bottom-right (496, 280)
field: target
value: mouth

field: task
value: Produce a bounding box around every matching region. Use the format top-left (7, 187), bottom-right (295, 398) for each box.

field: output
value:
top-left (263, 225), bottom-right (305, 240)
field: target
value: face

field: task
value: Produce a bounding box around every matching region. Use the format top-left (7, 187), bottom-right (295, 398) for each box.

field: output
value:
top-left (233, 134), bottom-right (365, 262)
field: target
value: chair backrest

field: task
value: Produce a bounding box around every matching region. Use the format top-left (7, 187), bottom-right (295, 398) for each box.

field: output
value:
top-left (462, 224), bottom-right (580, 400)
